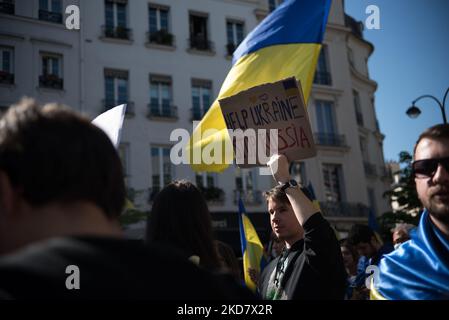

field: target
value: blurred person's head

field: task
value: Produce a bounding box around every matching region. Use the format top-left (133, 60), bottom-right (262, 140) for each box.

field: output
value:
top-left (146, 180), bottom-right (221, 270)
top-left (413, 124), bottom-right (449, 236)
top-left (0, 99), bottom-right (125, 254)
top-left (347, 224), bottom-right (380, 258)
top-left (264, 186), bottom-right (303, 248)
top-left (339, 238), bottom-right (359, 272)
top-left (391, 223), bottom-right (413, 249)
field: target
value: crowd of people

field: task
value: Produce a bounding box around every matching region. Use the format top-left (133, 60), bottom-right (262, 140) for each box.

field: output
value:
top-left (0, 99), bottom-right (448, 300)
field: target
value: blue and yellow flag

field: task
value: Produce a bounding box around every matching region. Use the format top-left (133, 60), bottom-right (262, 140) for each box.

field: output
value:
top-left (188, 0), bottom-right (331, 172)
top-left (238, 198), bottom-right (267, 292)
top-left (372, 210), bottom-right (449, 300)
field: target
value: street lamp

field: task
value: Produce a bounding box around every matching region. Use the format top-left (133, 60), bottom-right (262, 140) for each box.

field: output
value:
top-left (406, 87), bottom-right (449, 124)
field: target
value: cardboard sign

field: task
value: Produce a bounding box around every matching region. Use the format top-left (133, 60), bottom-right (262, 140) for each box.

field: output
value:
top-left (218, 77), bottom-right (316, 167)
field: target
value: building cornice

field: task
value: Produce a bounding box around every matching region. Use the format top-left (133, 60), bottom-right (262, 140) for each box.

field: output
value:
top-left (326, 23), bottom-right (351, 34)
top-left (0, 13), bottom-right (74, 31)
top-left (350, 64), bottom-right (378, 90)
top-left (0, 32), bottom-right (26, 41)
top-left (311, 85), bottom-right (344, 97)
top-left (347, 32), bottom-right (374, 56)
top-left (30, 37), bottom-right (73, 48)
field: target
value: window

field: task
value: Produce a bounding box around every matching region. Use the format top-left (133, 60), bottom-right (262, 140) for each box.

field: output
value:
top-left (118, 143), bottom-right (130, 186)
top-left (104, 69), bottom-right (129, 110)
top-left (191, 79), bottom-right (212, 120)
top-left (0, 46), bottom-right (14, 85)
top-left (189, 13), bottom-right (212, 51)
top-left (226, 20), bottom-right (244, 55)
top-left (149, 75), bottom-right (176, 118)
top-left (353, 90), bottom-right (364, 126)
top-left (0, 0), bottom-right (15, 15)
top-left (235, 167), bottom-right (260, 204)
top-left (348, 47), bottom-right (354, 68)
top-left (290, 161), bottom-right (306, 185)
top-left (151, 146), bottom-right (173, 193)
top-left (39, 0), bottom-right (62, 23)
top-left (359, 136), bottom-right (369, 161)
top-left (39, 53), bottom-right (63, 89)
top-left (268, 0), bottom-right (283, 12)
top-left (148, 4), bottom-right (173, 45)
top-left (313, 46), bottom-right (332, 85)
top-left (315, 100), bottom-right (343, 146)
top-left (104, 0), bottom-right (130, 40)
top-left (322, 164), bottom-right (344, 202)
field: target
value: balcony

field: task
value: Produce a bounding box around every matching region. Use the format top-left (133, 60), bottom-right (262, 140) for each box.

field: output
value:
top-left (39, 10), bottom-right (62, 24)
top-left (191, 108), bottom-right (203, 121)
top-left (313, 71), bottom-right (332, 86)
top-left (102, 25), bottom-right (132, 40)
top-left (0, 1), bottom-right (14, 14)
top-left (148, 30), bottom-right (174, 46)
top-left (102, 100), bottom-right (135, 116)
top-left (199, 186), bottom-right (225, 204)
top-left (0, 71), bottom-right (14, 85)
top-left (188, 37), bottom-right (214, 52)
top-left (147, 104), bottom-right (178, 120)
top-left (315, 133), bottom-right (346, 147)
top-left (39, 74), bottom-right (63, 90)
top-left (234, 189), bottom-right (263, 206)
top-left (320, 201), bottom-right (370, 218)
top-left (364, 162), bottom-right (377, 177)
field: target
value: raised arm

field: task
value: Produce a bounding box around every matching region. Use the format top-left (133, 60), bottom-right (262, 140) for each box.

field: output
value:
top-left (268, 154), bottom-right (317, 226)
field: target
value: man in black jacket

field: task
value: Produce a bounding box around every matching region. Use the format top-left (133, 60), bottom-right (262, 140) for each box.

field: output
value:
top-left (257, 154), bottom-right (347, 300)
top-left (0, 99), bottom-right (253, 300)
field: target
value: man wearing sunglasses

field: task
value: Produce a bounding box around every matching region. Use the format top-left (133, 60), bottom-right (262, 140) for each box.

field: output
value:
top-left (372, 124), bottom-right (449, 300)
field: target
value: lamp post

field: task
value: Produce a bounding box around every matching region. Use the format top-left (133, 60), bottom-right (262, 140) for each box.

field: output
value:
top-left (406, 87), bottom-right (449, 124)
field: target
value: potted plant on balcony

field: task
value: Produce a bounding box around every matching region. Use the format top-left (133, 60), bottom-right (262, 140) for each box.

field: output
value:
top-left (150, 29), bottom-right (173, 45)
top-left (115, 26), bottom-right (128, 39)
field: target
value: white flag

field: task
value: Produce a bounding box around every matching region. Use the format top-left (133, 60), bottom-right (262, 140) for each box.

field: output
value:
top-left (91, 104), bottom-right (126, 148)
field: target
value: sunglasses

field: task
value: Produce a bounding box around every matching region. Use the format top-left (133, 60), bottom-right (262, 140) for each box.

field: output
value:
top-left (412, 157), bottom-right (449, 178)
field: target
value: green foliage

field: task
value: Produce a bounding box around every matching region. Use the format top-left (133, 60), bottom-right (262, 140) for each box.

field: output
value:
top-left (383, 151), bottom-right (421, 213)
top-left (119, 208), bottom-right (149, 227)
top-left (120, 187), bottom-right (148, 227)
top-left (379, 151), bottom-right (422, 239)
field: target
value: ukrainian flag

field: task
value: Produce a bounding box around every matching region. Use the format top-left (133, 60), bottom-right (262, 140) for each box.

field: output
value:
top-left (238, 198), bottom-right (267, 292)
top-left (372, 210), bottom-right (449, 300)
top-left (188, 0), bottom-right (331, 172)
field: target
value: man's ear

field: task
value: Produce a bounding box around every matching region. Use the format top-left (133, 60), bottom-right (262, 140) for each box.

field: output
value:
top-left (0, 171), bottom-right (17, 218)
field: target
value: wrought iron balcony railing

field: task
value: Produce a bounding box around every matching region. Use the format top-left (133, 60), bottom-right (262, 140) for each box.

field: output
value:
top-left (39, 74), bottom-right (63, 90)
top-left (147, 104), bottom-right (178, 119)
top-left (102, 25), bottom-right (132, 40)
top-left (314, 133), bottom-right (346, 147)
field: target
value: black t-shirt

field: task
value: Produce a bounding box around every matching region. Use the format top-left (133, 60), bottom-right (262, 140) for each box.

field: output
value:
top-left (258, 212), bottom-right (347, 300)
top-left (0, 236), bottom-right (255, 300)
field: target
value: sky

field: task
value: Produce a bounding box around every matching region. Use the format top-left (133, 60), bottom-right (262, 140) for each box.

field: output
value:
top-left (344, 0), bottom-right (449, 162)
